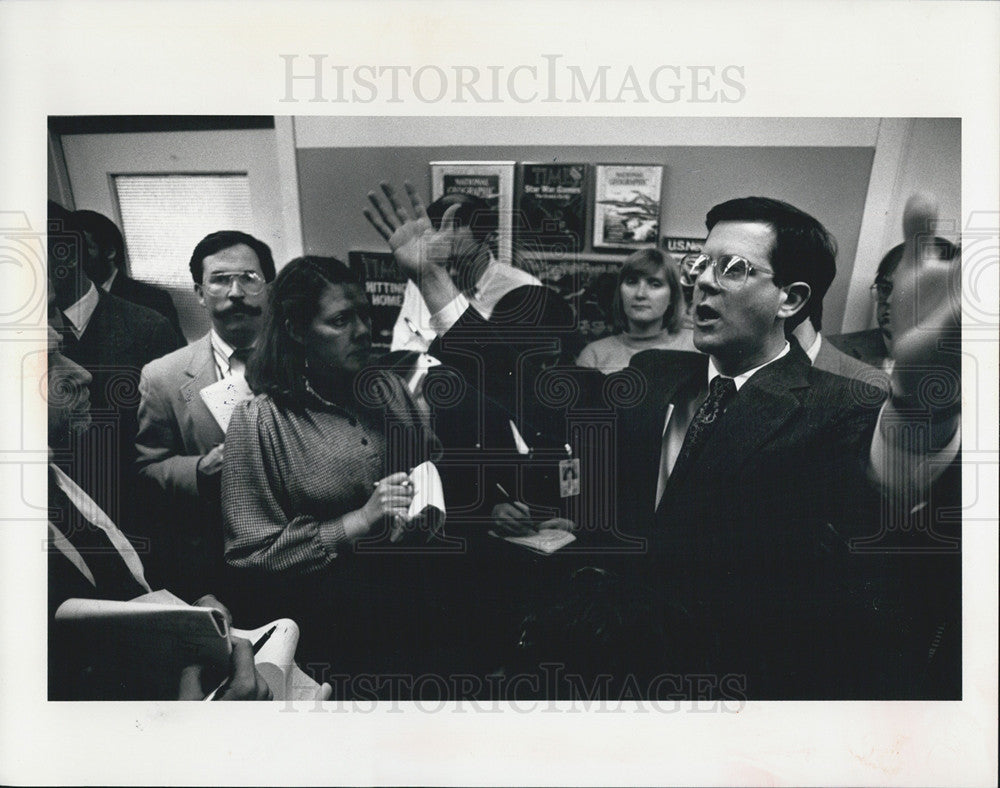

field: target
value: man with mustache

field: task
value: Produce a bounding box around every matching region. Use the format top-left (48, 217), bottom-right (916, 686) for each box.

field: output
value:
top-left (135, 230), bottom-right (275, 600)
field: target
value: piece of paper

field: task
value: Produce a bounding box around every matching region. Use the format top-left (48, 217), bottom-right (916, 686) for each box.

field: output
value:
top-left (198, 374), bottom-right (253, 432)
top-left (390, 460), bottom-right (447, 543)
top-left (497, 527), bottom-right (576, 555)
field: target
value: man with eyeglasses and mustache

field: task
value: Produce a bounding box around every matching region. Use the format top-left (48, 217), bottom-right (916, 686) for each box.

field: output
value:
top-left (135, 231), bottom-right (276, 601)
top-left (616, 194), bottom-right (961, 699)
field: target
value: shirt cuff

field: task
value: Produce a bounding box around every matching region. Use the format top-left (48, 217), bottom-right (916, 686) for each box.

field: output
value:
top-left (869, 402), bottom-right (962, 492)
top-left (317, 513), bottom-right (356, 555)
top-left (429, 294), bottom-right (471, 337)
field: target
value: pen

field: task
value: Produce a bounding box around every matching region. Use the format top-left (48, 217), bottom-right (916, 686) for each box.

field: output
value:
top-left (495, 483), bottom-right (512, 501)
top-left (207, 625), bottom-right (277, 700)
top-left (404, 317), bottom-right (428, 339)
top-left (251, 625), bottom-right (277, 655)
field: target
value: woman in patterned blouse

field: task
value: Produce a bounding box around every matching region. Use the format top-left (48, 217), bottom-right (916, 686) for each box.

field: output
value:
top-left (222, 256), bottom-right (439, 678)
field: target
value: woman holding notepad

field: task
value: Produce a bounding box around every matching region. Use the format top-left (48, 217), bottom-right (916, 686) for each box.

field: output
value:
top-left (221, 256), bottom-right (439, 678)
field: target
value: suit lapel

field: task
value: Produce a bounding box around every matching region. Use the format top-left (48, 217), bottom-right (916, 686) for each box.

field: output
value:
top-left (626, 351), bottom-right (706, 521)
top-left (692, 346), bottom-right (809, 482)
top-left (180, 335), bottom-right (226, 443)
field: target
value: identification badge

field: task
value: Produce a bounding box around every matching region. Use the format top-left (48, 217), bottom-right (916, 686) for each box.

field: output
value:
top-left (559, 458), bottom-right (580, 498)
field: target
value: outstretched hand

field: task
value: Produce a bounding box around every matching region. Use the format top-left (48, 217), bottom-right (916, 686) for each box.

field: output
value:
top-left (888, 192), bottom-right (962, 416)
top-left (363, 181), bottom-right (461, 281)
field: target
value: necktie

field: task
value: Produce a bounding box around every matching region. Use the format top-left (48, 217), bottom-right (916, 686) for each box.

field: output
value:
top-left (229, 346), bottom-right (252, 377)
top-left (669, 375), bottom-right (737, 483)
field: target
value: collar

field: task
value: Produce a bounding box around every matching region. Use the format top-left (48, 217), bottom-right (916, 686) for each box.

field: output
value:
top-left (708, 341), bottom-right (791, 391)
top-left (210, 329), bottom-right (255, 378)
top-left (470, 253), bottom-right (541, 305)
top-left (804, 331), bottom-right (822, 364)
top-left (61, 281), bottom-right (100, 339)
top-left (210, 329), bottom-right (237, 362)
top-left (100, 267), bottom-right (119, 292)
top-left (469, 252), bottom-right (501, 300)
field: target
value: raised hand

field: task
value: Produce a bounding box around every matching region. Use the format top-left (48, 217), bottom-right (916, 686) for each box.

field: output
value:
top-left (363, 181), bottom-right (460, 281)
top-left (889, 192), bottom-right (962, 417)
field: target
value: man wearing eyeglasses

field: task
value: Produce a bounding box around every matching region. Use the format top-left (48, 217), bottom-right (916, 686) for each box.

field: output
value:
top-left (135, 230), bottom-right (276, 600)
top-left (618, 195), bottom-right (961, 698)
top-left (829, 237), bottom-right (958, 373)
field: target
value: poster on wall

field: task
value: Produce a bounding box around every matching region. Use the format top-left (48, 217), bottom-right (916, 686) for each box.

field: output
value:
top-left (517, 162), bottom-right (588, 254)
top-left (430, 161), bottom-right (515, 263)
top-left (348, 250), bottom-right (407, 351)
top-left (535, 258), bottom-right (622, 346)
top-left (592, 163), bottom-right (664, 250)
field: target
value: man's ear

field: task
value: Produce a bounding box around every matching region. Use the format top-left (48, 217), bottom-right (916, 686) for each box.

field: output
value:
top-left (777, 282), bottom-right (811, 321)
top-left (194, 282), bottom-right (206, 308)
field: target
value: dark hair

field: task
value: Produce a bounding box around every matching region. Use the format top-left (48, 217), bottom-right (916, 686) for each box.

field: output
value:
top-left (246, 256), bottom-right (362, 406)
top-left (876, 236), bottom-right (958, 283)
top-left (426, 192), bottom-right (498, 253)
top-left (72, 210), bottom-right (126, 271)
top-left (611, 248), bottom-right (683, 334)
top-left (188, 230), bottom-right (276, 285)
top-left (705, 197), bottom-right (837, 332)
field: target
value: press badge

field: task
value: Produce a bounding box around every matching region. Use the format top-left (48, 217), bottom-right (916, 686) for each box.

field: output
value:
top-left (559, 458), bottom-right (580, 498)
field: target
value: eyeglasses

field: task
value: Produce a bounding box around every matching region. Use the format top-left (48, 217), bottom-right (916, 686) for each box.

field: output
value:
top-left (680, 253), bottom-right (776, 290)
top-left (870, 281), bottom-right (893, 299)
top-left (202, 271), bottom-right (266, 296)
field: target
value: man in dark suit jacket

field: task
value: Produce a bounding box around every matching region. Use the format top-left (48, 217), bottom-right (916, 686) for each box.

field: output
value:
top-left (363, 186), bottom-right (583, 523)
top-left (48, 203), bottom-right (182, 555)
top-left (73, 209), bottom-right (185, 341)
top-left (364, 185), bottom-right (589, 675)
top-left (614, 195), bottom-right (961, 698)
top-left (44, 306), bottom-right (271, 701)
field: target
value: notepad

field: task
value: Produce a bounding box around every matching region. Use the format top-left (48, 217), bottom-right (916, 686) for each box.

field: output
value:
top-left (493, 526), bottom-right (577, 555)
top-left (389, 460), bottom-right (446, 543)
top-left (199, 374), bottom-right (253, 432)
top-left (53, 590), bottom-right (327, 701)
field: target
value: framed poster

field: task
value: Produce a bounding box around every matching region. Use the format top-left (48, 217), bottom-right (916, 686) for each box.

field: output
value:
top-left (347, 250), bottom-right (407, 351)
top-left (430, 160), bottom-right (515, 263)
top-left (517, 162), bottom-right (588, 254)
top-left (592, 163), bottom-right (664, 250)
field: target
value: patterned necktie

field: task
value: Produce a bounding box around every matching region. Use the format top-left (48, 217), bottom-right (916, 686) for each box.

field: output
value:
top-left (230, 346), bottom-right (252, 377)
top-left (670, 375), bottom-right (737, 482)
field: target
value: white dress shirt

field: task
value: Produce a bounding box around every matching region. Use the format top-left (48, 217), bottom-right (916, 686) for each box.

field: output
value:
top-left (60, 281), bottom-right (101, 340)
top-left (390, 256), bottom-right (541, 352)
top-left (209, 330), bottom-right (251, 379)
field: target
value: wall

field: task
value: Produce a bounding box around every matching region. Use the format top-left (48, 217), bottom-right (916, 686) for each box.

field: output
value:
top-left (844, 118), bottom-right (962, 331)
top-left (294, 117), bottom-right (877, 334)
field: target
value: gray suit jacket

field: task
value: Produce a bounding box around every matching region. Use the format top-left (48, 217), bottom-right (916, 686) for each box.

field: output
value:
top-left (135, 334), bottom-right (227, 598)
top-left (136, 334), bottom-right (225, 497)
top-left (827, 328), bottom-right (890, 369)
top-left (813, 334), bottom-right (890, 392)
